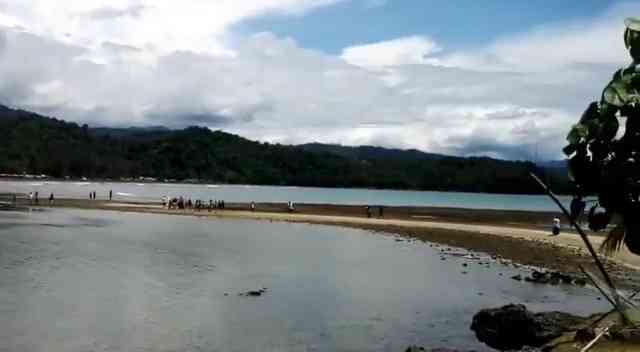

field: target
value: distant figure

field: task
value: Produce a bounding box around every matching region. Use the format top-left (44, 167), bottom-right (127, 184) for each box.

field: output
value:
top-left (49, 193), bottom-right (54, 205)
top-left (287, 201), bottom-right (295, 213)
top-left (89, 192), bottom-right (92, 200)
top-left (378, 206), bottom-right (384, 218)
top-left (209, 200), bottom-right (213, 212)
top-left (93, 191), bottom-right (97, 200)
top-left (109, 190), bottom-right (113, 201)
top-left (551, 218), bottom-right (561, 236)
top-left (28, 192), bottom-right (33, 205)
top-left (365, 205), bottom-right (372, 218)
top-left (34, 191), bottom-right (39, 205)
top-left (250, 201), bottom-right (256, 212)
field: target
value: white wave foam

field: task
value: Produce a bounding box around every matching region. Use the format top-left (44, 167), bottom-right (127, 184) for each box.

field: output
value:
top-left (116, 192), bottom-right (134, 197)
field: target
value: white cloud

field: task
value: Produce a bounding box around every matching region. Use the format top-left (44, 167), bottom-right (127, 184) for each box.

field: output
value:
top-left (0, 1), bottom-right (638, 161)
top-left (0, 0), bottom-right (345, 56)
top-left (341, 36), bottom-right (441, 68)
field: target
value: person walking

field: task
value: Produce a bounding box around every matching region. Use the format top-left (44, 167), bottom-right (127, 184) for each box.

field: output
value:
top-left (34, 191), bottom-right (39, 205)
top-left (109, 190), bottom-right (113, 201)
top-left (49, 193), bottom-right (54, 205)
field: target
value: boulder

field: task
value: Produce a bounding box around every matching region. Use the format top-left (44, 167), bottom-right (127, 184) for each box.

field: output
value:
top-left (470, 304), bottom-right (584, 351)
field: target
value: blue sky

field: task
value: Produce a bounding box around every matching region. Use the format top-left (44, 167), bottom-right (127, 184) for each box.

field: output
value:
top-left (237, 0), bottom-right (615, 54)
top-left (0, 0), bottom-right (637, 160)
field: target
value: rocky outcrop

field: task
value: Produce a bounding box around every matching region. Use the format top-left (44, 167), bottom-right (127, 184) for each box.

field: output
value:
top-left (470, 304), bottom-right (585, 351)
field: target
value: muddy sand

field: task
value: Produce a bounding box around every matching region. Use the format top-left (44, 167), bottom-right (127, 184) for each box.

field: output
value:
top-left (13, 198), bottom-right (640, 290)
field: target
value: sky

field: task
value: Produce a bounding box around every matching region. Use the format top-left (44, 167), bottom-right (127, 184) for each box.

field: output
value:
top-left (0, 0), bottom-right (637, 160)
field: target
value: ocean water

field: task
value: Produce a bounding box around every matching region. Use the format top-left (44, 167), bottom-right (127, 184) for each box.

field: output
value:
top-left (0, 208), bottom-right (607, 352)
top-left (0, 180), bottom-right (571, 211)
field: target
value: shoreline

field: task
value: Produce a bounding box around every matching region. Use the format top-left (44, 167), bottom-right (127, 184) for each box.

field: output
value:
top-left (11, 198), bottom-right (640, 290)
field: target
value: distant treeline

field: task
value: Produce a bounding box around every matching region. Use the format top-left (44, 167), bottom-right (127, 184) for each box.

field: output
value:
top-left (0, 105), bottom-right (569, 194)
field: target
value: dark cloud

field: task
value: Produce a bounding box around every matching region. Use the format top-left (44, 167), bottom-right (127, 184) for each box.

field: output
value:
top-left (87, 4), bottom-right (147, 20)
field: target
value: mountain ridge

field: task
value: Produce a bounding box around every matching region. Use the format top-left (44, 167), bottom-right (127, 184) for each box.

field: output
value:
top-left (0, 104), bottom-right (569, 194)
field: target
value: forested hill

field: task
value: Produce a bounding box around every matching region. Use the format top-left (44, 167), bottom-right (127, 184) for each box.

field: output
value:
top-left (0, 105), bottom-right (569, 194)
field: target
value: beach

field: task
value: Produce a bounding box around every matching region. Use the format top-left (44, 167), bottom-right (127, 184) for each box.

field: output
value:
top-left (17, 197), bottom-right (640, 290)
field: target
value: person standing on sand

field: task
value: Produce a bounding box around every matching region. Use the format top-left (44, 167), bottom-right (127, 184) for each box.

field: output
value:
top-left (28, 192), bottom-right (33, 205)
top-left (250, 201), bottom-right (256, 212)
top-left (109, 190), bottom-right (112, 201)
top-left (378, 206), bottom-right (384, 218)
top-left (366, 205), bottom-right (372, 218)
top-left (49, 193), bottom-right (54, 205)
top-left (551, 218), bottom-right (561, 236)
top-left (34, 191), bottom-right (39, 205)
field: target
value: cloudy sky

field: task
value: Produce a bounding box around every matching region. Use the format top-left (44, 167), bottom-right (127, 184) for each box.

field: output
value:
top-left (0, 1), bottom-right (637, 160)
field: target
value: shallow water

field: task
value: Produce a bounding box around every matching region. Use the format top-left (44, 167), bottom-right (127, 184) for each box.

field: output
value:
top-left (0, 208), bottom-right (607, 351)
top-left (0, 180), bottom-right (571, 211)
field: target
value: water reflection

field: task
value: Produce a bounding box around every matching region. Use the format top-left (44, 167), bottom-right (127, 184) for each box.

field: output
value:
top-left (0, 209), bottom-right (607, 351)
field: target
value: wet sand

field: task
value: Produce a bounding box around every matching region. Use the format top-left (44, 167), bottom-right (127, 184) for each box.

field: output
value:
top-left (14, 198), bottom-right (640, 290)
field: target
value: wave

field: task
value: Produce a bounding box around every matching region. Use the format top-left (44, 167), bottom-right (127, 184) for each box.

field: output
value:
top-left (206, 185), bottom-right (220, 188)
top-left (28, 183), bottom-right (44, 186)
top-left (116, 192), bottom-right (134, 197)
top-left (74, 182), bottom-right (91, 186)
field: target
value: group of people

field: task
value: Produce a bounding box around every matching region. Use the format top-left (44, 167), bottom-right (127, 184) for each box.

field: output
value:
top-left (26, 191), bottom-right (56, 205)
top-left (162, 196), bottom-right (228, 211)
top-left (89, 190), bottom-right (113, 201)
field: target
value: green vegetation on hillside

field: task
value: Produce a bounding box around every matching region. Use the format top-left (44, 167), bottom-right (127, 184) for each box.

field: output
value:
top-left (0, 105), bottom-right (568, 194)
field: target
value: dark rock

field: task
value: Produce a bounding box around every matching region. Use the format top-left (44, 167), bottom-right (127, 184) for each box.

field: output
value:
top-left (462, 263), bottom-right (468, 267)
top-left (470, 304), bottom-right (585, 351)
top-left (511, 274), bottom-right (523, 281)
top-left (240, 288), bottom-right (267, 297)
top-left (574, 327), bottom-right (596, 343)
top-left (574, 278), bottom-right (587, 286)
top-left (405, 346), bottom-right (425, 352)
top-left (610, 326), bottom-right (640, 342)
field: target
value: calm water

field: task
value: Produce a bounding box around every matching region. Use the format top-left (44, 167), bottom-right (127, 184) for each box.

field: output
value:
top-left (0, 180), bottom-right (570, 211)
top-left (0, 208), bottom-right (606, 352)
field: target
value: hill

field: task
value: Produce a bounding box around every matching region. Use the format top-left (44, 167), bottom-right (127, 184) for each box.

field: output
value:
top-left (0, 105), bottom-right (569, 194)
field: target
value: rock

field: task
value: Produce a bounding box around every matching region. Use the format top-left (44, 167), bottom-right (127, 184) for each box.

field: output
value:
top-left (610, 326), bottom-right (640, 342)
top-left (405, 347), bottom-right (425, 352)
top-left (470, 304), bottom-right (585, 351)
top-left (240, 288), bottom-right (267, 297)
top-left (462, 263), bottom-right (468, 267)
top-left (574, 327), bottom-right (596, 343)
top-left (511, 274), bottom-right (523, 281)
top-left (523, 270), bottom-right (585, 286)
